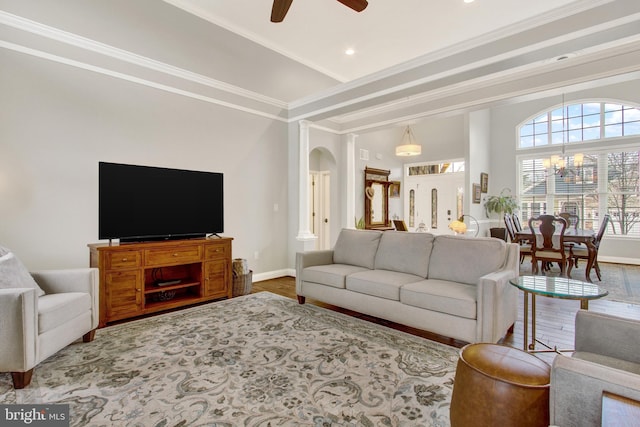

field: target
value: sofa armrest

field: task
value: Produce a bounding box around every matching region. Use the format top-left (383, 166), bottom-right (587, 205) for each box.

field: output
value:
top-left (295, 250), bottom-right (334, 294)
top-left (0, 288), bottom-right (38, 372)
top-left (575, 310), bottom-right (640, 364)
top-left (31, 268), bottom-right (99, 329)
top-left (550, 354), bottom-right (640, 427)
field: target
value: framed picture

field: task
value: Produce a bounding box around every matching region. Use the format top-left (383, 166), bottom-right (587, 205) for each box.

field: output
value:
top-left (480, 173), bottom-right (488, 193)
top-left (389, 181), bottom-right (401, 198)
top-left (473, 183), bottom-right (482, 204)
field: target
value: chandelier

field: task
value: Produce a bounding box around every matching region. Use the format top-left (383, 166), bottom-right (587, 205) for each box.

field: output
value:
top-left (542, 95), bottom-right (584, 179)
top-left (395, 126), bottom-right (422, 156)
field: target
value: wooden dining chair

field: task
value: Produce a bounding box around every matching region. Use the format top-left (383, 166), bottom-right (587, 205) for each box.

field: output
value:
top-left (511, 213), bottom-right (523, 232)
top-left (528, 214), bottom-right (573, 276)
top-left (504, 213), bottom-right (531, 264)
top-left (558, 212), bottom-right (579, 231)
top-left (571, 214), bottom-right (610, 281)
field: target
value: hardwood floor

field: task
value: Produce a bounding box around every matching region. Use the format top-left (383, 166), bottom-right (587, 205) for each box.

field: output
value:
top-left (252, 276), bottom-right (640, 364)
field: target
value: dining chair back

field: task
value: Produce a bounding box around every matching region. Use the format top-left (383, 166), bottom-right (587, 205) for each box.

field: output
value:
top-left (512, 213), bottom-right (523, 232)
top-left (528, 214), bottom-right (572, 276)
top-left (505, 213), bottom-right (531, 264)
top-left (558, 212), bottom-right (580, 231)
top-left (504, 213), bottom-right (516, 241)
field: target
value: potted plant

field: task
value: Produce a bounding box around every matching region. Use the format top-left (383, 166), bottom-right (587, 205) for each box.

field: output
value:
top-left (484, 188), bottom-right (518, 240)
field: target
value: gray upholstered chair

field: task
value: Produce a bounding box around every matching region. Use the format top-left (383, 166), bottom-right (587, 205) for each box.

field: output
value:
top-left (550, 310), bottom-right (640, 426)
top-left (0, 246), bottom-right (98, 388)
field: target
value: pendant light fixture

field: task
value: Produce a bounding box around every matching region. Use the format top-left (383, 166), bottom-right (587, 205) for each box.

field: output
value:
top-left (395, 126), bottom-right (422, 156)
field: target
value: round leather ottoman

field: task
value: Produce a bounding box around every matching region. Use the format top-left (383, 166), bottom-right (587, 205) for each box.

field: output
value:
top-left (450, 343), bottom-right (551, 427)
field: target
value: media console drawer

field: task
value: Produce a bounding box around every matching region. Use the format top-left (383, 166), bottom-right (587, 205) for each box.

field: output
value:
top-left (89, 238), bottom-right (233, 328)
top-left (105, 250), bottom-right (142, 269)
top-left (145, 245), bottom-right (202, 266)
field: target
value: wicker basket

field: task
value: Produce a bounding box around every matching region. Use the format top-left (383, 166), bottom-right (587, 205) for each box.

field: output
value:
top-left (232, 270), bottom-right (252, 297)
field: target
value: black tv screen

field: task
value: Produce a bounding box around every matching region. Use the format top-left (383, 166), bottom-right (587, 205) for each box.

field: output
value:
top-left (99, 162), bottom-right (223, 242)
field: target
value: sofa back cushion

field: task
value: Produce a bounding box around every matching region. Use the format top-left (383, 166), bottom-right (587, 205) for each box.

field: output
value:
top-left (428, 235), bottom-right (506, 285)
top-left (374, 231), bottom-right (434, 277)
top-left (0, 250), bottom-right (46, 297)
top-left (333, 229), bottom-right (383, 269)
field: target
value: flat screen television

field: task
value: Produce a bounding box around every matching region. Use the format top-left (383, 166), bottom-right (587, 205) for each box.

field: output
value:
top-left (99, 162), bottom-right (223, 242)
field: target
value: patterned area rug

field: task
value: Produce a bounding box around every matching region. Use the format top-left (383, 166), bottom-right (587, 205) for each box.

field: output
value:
top-left (0, 292), bottom-right (459, 426)
top-left (519, 261), bottom-right (640, 304)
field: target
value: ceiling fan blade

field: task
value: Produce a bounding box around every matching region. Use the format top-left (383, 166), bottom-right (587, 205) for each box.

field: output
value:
top-left (336, 0), bottom-right (368, 12)
top-left (271, 0), bottom-right (294, 22)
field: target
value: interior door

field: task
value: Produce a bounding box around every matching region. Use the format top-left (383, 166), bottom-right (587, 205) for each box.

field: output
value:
top-left (404, 172), bottom-right (464, 233)
top-left (321, 171), bottom-right (330, 249)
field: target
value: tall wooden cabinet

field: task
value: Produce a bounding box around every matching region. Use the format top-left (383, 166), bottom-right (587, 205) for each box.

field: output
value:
top-left (89, 237), bottom-right (232, 327)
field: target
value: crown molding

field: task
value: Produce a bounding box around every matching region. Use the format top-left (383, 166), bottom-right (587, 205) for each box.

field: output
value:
top-left (0, 40), bottom-right (288, 123)
top-left (0, 10), bottom-right (288, 110)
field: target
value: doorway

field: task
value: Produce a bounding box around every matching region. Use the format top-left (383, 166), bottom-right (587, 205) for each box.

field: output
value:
top-left (404, 171), bottom-right (464, 233)
top-left (309, 170), bottom-right (330, 249)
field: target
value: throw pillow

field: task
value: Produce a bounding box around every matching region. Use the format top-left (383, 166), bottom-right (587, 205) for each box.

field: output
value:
top-left (0, 251), bottom-right (46, 296)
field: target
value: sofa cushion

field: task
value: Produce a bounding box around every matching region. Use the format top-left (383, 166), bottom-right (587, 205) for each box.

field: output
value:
top-left (428, 235), bottom-right (506, 286)
top-left (573, 352), bottom-right (640, 376)
top-left (400, 279), bottom-right (477, 319)
top-left (0, 251), bottom-right (45, 297)
top-left (333, 229), bottom-right (383, 269)
top-left (374, 231), bottom-right (434, 277)
top-left (346, 269), bottom-right (423, 301)
top-left (38, 292), bottom-right (92, 334)
top-left (302, 264), bottom-right (370, 289)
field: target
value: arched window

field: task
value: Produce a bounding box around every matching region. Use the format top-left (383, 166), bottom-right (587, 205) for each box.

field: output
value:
top-left (516, 101), bottom-right (640, 237)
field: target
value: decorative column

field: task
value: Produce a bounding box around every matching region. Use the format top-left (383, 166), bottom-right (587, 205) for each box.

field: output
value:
top-left (297, 120), bottom-right (316, 241)
top-left (346, 133), bottom-right (357, 229)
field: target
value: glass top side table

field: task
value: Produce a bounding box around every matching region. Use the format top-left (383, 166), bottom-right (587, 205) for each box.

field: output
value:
top-left (509, 275), bottom-right (608, 352)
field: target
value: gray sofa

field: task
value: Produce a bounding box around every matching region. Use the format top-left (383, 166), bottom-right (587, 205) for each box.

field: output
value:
top-left (550, 310), bottom-right (640, 427)
top-left (296, 229), bottom-right (520, 344)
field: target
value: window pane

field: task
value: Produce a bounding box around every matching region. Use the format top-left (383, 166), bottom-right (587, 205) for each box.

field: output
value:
top-left (551, 131), bottom-right (564, 145)
top-left (624, 106), bottom-right (640, 122)
top-left (605, 124), bottom-right (623, 138)
top-left (583, 103), bottom-right (600, 115)
top-left (534, 134), bottom-right (548, 146)
top-left (568, 129), bottom-right (582, 142)
top-left (583, 127), bottom-right (600, 140)
top-left (605, 111), bottom-right (622, 125)
top-left (605, 103), bottom-right (622, 113)
top-left (520, 136), bottom-right (534, 148)
top-left (534, 122), bottom-right (548, 134)
top-left (520, 124), bottom-right (534, 137)
top-left (567, 104), bottom-right (582, 118)
top-left (551, 119), bottom-right (564, 133)
top-left (583, 113), bottom-right (600, 127)
top-left (624, 121), bottom-right (640, 136)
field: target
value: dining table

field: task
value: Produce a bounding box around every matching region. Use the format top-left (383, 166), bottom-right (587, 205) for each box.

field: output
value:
top-left (514, 227), bottom-right (597, 283)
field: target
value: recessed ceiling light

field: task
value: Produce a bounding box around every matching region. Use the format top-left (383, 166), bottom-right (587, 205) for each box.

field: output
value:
top-left (345, 48), bottom-right (355, 56)
top-left (464, 0), bottom-right (475, 3)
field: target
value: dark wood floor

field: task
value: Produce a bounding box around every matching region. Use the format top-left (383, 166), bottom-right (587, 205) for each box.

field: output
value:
top-left (252, 276), bottom-right (640, 364)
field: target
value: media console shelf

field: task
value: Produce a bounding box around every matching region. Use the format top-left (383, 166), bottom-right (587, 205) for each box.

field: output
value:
top-left (88, 237), bottom-right (233, 327)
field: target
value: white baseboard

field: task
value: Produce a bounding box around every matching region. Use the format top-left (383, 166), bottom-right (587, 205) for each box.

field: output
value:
top-left (252, 268), bottom-right (296, 282)
top-left (598, 256), bottom-right (640, 266)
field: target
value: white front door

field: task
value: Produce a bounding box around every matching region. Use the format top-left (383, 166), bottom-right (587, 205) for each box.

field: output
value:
top-left (404, 172), bottom-right (464, 233)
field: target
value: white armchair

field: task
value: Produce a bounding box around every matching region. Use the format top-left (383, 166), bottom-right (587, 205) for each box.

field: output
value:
top-left (550, 310), bottom-right (640, 426)
top-left (0, 248), bottom-right (98, 389)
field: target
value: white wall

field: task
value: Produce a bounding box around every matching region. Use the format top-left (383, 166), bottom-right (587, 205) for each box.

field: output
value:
top-left (0, 47), bottom-right (290, 273)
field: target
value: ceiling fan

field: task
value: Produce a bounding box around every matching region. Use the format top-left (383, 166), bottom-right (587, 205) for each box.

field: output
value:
top-left (271, 0), bottom-right (368, 23)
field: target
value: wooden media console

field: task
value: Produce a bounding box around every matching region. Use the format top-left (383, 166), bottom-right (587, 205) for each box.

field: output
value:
top-left (89, 237), bottom-right (232, 327)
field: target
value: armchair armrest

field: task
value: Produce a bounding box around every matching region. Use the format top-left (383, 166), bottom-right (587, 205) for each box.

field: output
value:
top-left (30, 268), bottom-right (98, 295)
top-left (0, 288), bottom-right (38, 372)
top-left (550, 354), bottom-right (640, 427)
top-left (575, 310), bottom-right (640, 364)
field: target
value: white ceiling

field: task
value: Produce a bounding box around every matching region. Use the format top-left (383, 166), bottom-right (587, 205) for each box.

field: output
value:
top-left (165, 0), bottom-right (582, 83)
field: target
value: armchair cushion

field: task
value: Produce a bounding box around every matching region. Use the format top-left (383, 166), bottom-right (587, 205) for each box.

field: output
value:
top-left (38, 293), bottom-right (92, 334)
top-left (0, 252), bottom-right (45, 297)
